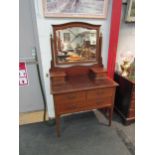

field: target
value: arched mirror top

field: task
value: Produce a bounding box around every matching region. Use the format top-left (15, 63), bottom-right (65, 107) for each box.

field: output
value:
top-left (51, 22), bottom-right (102, 66)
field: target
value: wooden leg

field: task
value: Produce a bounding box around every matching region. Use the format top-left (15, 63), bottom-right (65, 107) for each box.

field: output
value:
top-left (109, 108), bottom-right (113, 126)
top-left (56, 115), bottom-right (60, 137)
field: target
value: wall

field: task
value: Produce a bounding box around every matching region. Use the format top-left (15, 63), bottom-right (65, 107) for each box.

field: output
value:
top-left (34, 0), bottom-right (113, 118)
top-left (115, 2), bottom-right (135, 72)
top-left (19, 0), bottom-right (45, 113)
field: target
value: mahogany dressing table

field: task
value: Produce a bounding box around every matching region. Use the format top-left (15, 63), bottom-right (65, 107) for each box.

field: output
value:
top-left (49, 22), bottom-right (118, 137)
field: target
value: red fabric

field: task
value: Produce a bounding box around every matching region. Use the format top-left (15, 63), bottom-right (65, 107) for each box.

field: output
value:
top-left (107, 0), bottom-right (122, 79)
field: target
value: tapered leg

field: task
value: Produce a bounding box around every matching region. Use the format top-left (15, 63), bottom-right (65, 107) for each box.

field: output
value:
top-left (56, 115), bottom-right (60, 137)
top-left (109, 108), bottom-right (113, 126)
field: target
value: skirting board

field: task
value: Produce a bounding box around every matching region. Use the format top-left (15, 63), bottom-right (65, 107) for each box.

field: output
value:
top-left (19, 110), bottom-right (49, 125)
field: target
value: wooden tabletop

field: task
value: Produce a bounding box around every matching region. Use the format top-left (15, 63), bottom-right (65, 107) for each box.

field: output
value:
top-left (52, 75), bottom-right (118, 94)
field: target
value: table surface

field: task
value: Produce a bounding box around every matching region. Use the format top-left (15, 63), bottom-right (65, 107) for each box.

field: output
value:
top-left (52, 75), bottom-right (118, 94)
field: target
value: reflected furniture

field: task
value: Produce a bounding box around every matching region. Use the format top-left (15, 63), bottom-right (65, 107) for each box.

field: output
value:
top-left (49, 22), bottom-right (118, 136)
top-left (114, 72), bottom-right (135, 125)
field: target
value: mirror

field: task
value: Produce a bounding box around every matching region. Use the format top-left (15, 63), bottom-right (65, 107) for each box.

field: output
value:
top-left (54, 27), bottom-right (98, 64)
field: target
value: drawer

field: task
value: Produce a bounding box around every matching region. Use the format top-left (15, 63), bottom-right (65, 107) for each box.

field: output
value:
top-left (128, 108), bottom-right (135, 118)
top-left (55, 92), bottom-right (85, 104)
top-left (56, 101), bottom-right (84, 114)
top-left (86, 88), bottom-right (114, 100)
top-left (86, 96), bottom-right (112, 108)
top-left (54, 92), bottom-right (86, 114)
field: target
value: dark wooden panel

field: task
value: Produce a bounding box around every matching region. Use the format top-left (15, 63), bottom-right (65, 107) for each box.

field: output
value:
top-left (128, 108), bottom-right (135, 118)
top-left (114, 73), bottom-right (135, 125)
top-left (131, 87), bottom-right (135, 100)
top-left (130, 100), bottom-right (135, 109)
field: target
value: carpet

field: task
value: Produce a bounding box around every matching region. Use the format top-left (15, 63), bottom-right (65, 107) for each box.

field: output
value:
top-left (20, 112), bottom-right (131, 155)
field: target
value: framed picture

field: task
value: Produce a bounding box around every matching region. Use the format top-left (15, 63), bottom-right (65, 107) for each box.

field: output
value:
top-left (42, 0), bottom-right (109, 19)
top-left (125, 0), bottom-right (135, 22)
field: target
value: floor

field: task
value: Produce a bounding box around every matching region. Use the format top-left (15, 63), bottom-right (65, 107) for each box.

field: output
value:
top-left (94, 110), bottom-right (135, 154)
top-left (19, 110), bottom-right (135, 155)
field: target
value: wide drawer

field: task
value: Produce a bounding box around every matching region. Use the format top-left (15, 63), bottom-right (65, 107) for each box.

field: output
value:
top-left (86, 88), bottom-right (114, 100)
top-left (86, 96), bottom-right (112, 108)
top-left (54, 92), bottom-right (85, 114)
top-left (55, 92), bottom-right (85, 103)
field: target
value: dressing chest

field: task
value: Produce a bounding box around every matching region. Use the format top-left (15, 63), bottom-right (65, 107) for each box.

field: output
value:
top-left (49, 22), bottom-right (118, 136)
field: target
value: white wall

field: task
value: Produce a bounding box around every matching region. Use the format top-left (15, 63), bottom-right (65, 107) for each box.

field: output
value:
top-left (116, 3), bottom-right (135, 72)
top-left (34, 0), bottom-right (113, 118)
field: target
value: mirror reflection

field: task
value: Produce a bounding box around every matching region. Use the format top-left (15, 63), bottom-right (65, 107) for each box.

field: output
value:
top-left (56, 27), bottom-right (97, 63)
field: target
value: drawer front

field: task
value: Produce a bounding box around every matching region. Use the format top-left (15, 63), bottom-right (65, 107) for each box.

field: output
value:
top-left (87, 88), bottom-right (114, 100)
top-left (86, 96), bottom-right (112, 108)
top-left (54, 92), bottom-right (85, 114)
top-left (86, 88), bottom-right (114, 108)
top-left (55, 92), bottom-right (85, 103)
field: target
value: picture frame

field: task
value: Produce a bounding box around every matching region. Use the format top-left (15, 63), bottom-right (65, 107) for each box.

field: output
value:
top-left (125, 0), bottom-right (135, 22)
top-left (42, 0), bottom-right (109, 19)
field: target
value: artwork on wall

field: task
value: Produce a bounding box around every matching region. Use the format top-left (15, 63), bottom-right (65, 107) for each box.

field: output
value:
top-left (42, 0), bottom-right (109, 19)
top-left (125, 0), bottom-right (135, 22)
